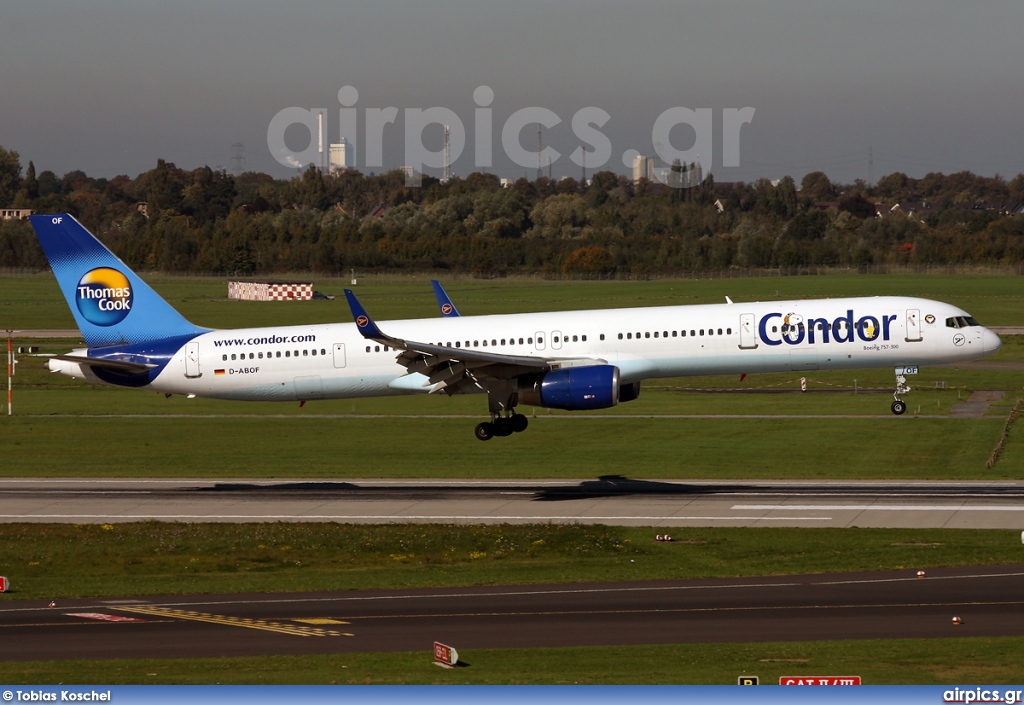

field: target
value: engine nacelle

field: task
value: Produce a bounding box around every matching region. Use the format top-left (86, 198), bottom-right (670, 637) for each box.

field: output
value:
top-left (519, 365), bottom-right (621, 411)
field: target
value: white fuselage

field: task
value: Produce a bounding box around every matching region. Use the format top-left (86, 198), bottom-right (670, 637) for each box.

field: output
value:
top-left (55, 296), bottom-right (1001, 402)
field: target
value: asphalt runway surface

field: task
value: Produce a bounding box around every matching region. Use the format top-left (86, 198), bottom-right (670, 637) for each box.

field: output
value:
top-left (1, 565), bottom-right (1022, 661)
top-left (3, 478), bottom-right (1024, 528)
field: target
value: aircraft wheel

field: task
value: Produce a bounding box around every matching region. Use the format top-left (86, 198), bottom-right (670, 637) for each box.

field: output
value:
top-left (475, 422), bottom-right (494, 441)
top-left (511, 414), bottom-right (529, 433)
top-left (891, 400), bottom-right (907, 415)
top-left (493, 417), bottom-right (514, 437)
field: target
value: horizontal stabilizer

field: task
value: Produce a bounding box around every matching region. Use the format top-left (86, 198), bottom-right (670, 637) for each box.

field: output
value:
top-left (51, 354), bottom-right (157, 374)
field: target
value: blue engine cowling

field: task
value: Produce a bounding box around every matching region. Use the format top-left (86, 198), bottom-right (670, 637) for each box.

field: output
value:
top-left (518, 365), bottom-right (622, 411)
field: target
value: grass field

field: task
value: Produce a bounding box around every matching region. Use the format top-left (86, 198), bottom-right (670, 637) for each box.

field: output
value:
top-left (2, 270), bottom-right (1024, 329)
top-left (2, 273), bottom-right (1023, 478)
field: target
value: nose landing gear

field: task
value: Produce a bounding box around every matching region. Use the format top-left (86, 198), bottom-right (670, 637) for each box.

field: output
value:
top-left (891, 371), bottom-right (911, 415)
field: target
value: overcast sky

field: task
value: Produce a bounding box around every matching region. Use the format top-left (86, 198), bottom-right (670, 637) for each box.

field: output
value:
top-left (3, 0), bottom-right (1022, 185)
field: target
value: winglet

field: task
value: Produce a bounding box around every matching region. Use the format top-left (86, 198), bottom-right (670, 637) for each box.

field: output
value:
top-left (344, 289), bottom-right (385, 339)
top-left (431, 280), bottom-right (461, 317)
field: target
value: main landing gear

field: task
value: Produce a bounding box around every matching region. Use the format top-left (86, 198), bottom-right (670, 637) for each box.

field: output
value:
top-left (475, 412), bottom-right (529, 441)
top-left (891, 371), bottom-right (910, 415)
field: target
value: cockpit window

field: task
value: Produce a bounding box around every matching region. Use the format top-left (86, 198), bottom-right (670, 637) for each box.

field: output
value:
top-left (946, 316), bottom-right (981, 329)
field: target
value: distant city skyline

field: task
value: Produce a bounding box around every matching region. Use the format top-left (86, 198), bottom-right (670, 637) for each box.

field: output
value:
top-left (3, 1), bottom-right (1022, 185)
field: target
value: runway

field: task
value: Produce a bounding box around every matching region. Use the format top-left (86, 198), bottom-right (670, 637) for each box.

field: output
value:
top-left (1, 564), bottom-right (1021, 661)
top-left (3, 477), bottom-right (1024, 528)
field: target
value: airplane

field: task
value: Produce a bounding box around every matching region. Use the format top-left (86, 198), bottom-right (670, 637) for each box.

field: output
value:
top-left (29, 213), bottom-right (1003, 440)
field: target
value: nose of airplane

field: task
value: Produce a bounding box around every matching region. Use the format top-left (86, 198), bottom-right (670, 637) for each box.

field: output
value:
top-left (982, 328), bottom-right (1002, 355)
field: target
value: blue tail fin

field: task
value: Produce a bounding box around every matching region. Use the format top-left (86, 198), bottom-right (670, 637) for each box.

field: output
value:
top-left (29, 214), bottom-right (208, 347)
top-left (431, 279), bottom-right (461, 317)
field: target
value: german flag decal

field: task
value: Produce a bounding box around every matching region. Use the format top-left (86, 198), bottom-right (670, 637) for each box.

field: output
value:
top-left (214, 369), bottom-right (225, 376)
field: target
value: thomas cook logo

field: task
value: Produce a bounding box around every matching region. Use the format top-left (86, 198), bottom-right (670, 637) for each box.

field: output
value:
top-left (76, 267), bottom-right (133, 326)
top-left (356, 315), bottom-right (369, 328)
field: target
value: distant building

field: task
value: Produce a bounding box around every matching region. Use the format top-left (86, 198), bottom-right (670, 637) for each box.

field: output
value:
top-left (631, 155), bottom-right (655, 183)
top-left (0, 208), bottom-right (33, 221)
top-left (329, 140), bottom-right (349, 172)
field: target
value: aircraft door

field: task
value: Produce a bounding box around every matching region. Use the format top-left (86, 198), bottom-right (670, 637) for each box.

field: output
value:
top-left (551, 330), bottom-right (563, 350)
top-left (535, 332), bottom-right (546, 351)
top-left (905, 309), bottom-right (922, 342)
top-left (333, 343), bottom-right (347, 368)
top-left (739, 313), bottom-right (757, 349)
top-left (185, 341), bottom-right (201, 378)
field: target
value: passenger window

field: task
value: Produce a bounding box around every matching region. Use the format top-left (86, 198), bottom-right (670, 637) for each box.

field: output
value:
top-left (231, 354), bottom-right (236, 361)
top-left (690, 330), bottom-right (695, 336)
top-left (654, 332), bottom-right (659, 338)
top-left (573, 335), bottom-right (578, 342)
top-left (617, 333), bottom-right (622, 340)
top-left (321, 349), bottom-right (326, 355)
top-left (700, 330), bottom-right (705, 336)
top-left (456, 341), bottom-right (461, 348)
top-left (718, 328), bottom-right (723, 335)
top-left (672, 331), bottom-right (677, 337)
top-left (277, 351), bottom-right (282, 358)
top-left (645, 332), bottom-right (650, 339)
top-left (681, 331), bottom-right (687, 337)
top-left (492, 339), bottom-right (497, 346)
top-left (727, 328), bottom-right (732, 335)
top-left (364, 347), bottom-right (369, 353)
top-left (286, 351), bottom-right (291, 357)
top-left (222, 354), bottom-right (227, 361)
top-left (663, 331), bottom-right (668, 337)
top-left (627, 332), bottom-right (632, 339)
top-left (249, 353), bottom-right (255, 359)
top-left (582, 335), bottom-right (587, 342)
top-left (527, 338), bottom-right (532, 344)
top-left (374, 346), bottom-right (379, 352)
top-left (258, 352), bottom-right (263, 359)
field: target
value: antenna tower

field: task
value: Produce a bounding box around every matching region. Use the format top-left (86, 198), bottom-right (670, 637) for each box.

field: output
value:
top-left (536, 124), bottom-right (542, 180)
top-left (230, 142), bottom-right (246, 175)
top-left (443, 125), bottom-right (451, 182)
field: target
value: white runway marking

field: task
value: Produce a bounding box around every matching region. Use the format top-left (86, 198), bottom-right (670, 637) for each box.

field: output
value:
top-left (734, 504), bottom-right (1024, 512)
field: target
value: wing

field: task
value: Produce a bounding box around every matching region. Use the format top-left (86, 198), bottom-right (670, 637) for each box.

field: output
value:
top-left (345, 289), bottom-right (605, 396)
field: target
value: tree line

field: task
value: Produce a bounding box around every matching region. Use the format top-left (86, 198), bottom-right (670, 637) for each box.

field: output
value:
top-left (1, 144), bottom-right (1022, 276)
